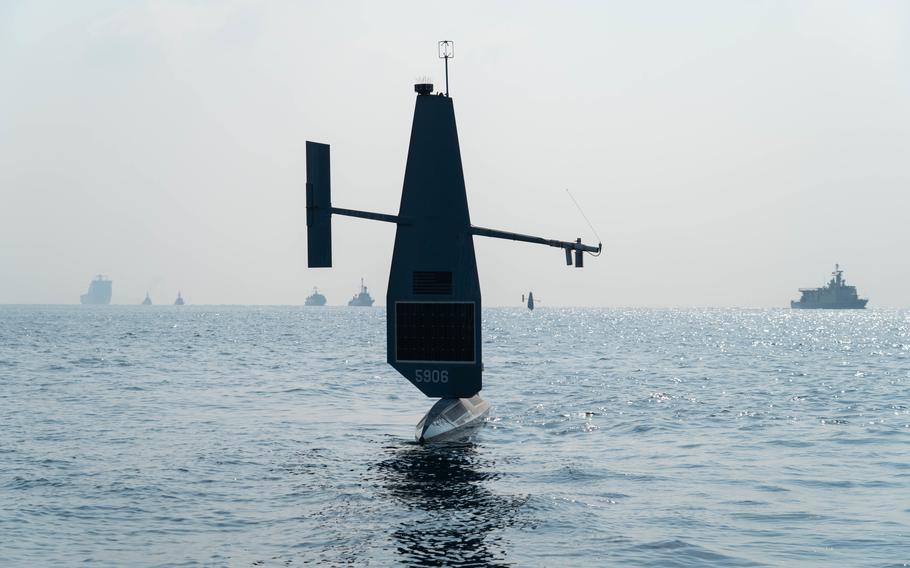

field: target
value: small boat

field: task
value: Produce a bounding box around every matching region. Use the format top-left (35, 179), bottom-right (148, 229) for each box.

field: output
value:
top-left (174, 291), bottom-right (185, 306)
top-left (141, 292), bottom-right (152, 305)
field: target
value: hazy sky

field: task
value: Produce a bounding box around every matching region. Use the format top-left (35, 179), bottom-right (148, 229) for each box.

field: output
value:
top-left (2, 1), bottom-right (908, 306)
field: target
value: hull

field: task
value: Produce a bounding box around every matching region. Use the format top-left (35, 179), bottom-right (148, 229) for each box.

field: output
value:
top-left (80, 294), bottom-right (111, 305)
top-left (791, 299), bottom-right (867, 309)
top-left (305, 297), bottom-right (326, 306)
top-left (415, 395), bottom-right (491, 443)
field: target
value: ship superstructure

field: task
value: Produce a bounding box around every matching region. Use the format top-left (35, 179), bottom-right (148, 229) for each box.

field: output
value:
top-left (347, 279), bottom-right (374, 307)
top-left (80, 275), bottom-right (112, 305)
top-left (791, 264), bottom-right (868, 309)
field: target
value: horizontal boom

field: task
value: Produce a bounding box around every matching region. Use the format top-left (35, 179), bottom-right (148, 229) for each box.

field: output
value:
top-left (470, 225), bottom-right (601, 253)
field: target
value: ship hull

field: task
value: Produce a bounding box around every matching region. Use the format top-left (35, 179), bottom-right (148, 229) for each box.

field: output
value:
top-left (80, 295), bottom-right (111, 305)
top-left (305, 297), bottom-right (326, 306)
top-left (791, 299), bottom-right (867, 309)
top-left (415, 395), bottom-right (490, 443)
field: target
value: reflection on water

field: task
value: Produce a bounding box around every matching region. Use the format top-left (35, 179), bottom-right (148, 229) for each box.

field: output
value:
top-left (372, 441), bottom-right (529, 567)
top-left (7, 307), bottom-right (909, 566)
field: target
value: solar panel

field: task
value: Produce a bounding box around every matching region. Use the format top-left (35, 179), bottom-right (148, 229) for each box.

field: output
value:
top-left (395, 302), bottom-right (475, 362)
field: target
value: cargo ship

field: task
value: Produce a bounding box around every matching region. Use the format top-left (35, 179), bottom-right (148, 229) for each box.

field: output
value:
top-left (80, 275), bottom-right (112, 305)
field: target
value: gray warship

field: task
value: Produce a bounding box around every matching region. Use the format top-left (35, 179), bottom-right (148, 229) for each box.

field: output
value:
top-left (791, 264), bottom-right (868, 309)
top-left (304, 287), bottom-right (327, 306)
top-left (141, 292), bottom-right (152, 305)
top-left (174, 291), bottom-right (185, 306)
top-left (80, 275), bottom-right (112, 305)
top-left (348, 279), bottom-right (374, 306)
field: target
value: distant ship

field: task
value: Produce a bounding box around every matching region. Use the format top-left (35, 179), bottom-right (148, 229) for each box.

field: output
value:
top-left (80, 275), bottom-right (112, 305)
top-left (174, 291), bottom-right (185, 306)
top-left (348, 279), bottom-right (374, 307)
top-left (305, 287), bottom-right (327, 306)
top-left (522, 291), bottom-right (535, 310)
top-left (141, 292), bottom-right (152, 305)
top-left (791, 264), bottom-right (868, 309)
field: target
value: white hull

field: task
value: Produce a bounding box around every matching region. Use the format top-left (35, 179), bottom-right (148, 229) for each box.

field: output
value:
top-left (415, 395), bottom-right (491, 443)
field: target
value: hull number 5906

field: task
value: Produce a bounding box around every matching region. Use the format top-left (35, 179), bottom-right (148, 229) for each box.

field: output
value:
top-left (415, 369), bottom-right (449, 383)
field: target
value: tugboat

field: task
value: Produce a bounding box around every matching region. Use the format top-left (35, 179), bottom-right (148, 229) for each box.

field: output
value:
top-left (791, 264), bottom-right (868, 309)
top-left (141, 292), bottom-right (152, 305)
top-left (304, 287), bottom-right (327, 306)
top-left (174, 291), bottom-right (185, 306)
top-left (80, 275), bottom-right (112, 305)
top-left (347, 278), bottom-right (374, 307)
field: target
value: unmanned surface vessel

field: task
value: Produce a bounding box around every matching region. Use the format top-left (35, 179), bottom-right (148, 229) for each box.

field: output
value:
top-left (304, 43), bottom-right (600, 442)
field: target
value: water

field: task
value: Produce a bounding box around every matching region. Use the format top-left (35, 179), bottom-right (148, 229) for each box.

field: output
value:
top-left (1, 306), bottom-right (909, 567)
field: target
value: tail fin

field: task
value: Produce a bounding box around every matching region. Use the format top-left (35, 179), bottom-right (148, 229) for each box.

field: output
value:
top-left (306, 141), bottom-right (332, 267)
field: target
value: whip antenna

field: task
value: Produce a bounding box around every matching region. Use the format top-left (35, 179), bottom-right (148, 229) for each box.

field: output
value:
top-left (566, 188), bottom-right (602, 250)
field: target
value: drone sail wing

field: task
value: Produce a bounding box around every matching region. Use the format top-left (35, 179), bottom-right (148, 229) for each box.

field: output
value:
top-left (386, 92), bottom-right (482, 398)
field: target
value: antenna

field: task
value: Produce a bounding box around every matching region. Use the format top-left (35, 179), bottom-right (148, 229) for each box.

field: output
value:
top-left (438, 40), bottom-right (454, 96)
top-left (566, 189), bottom-right (603, 255)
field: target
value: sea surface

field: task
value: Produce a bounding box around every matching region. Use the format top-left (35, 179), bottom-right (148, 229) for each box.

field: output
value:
top-left (1, 305), bottom-right (909, 567)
